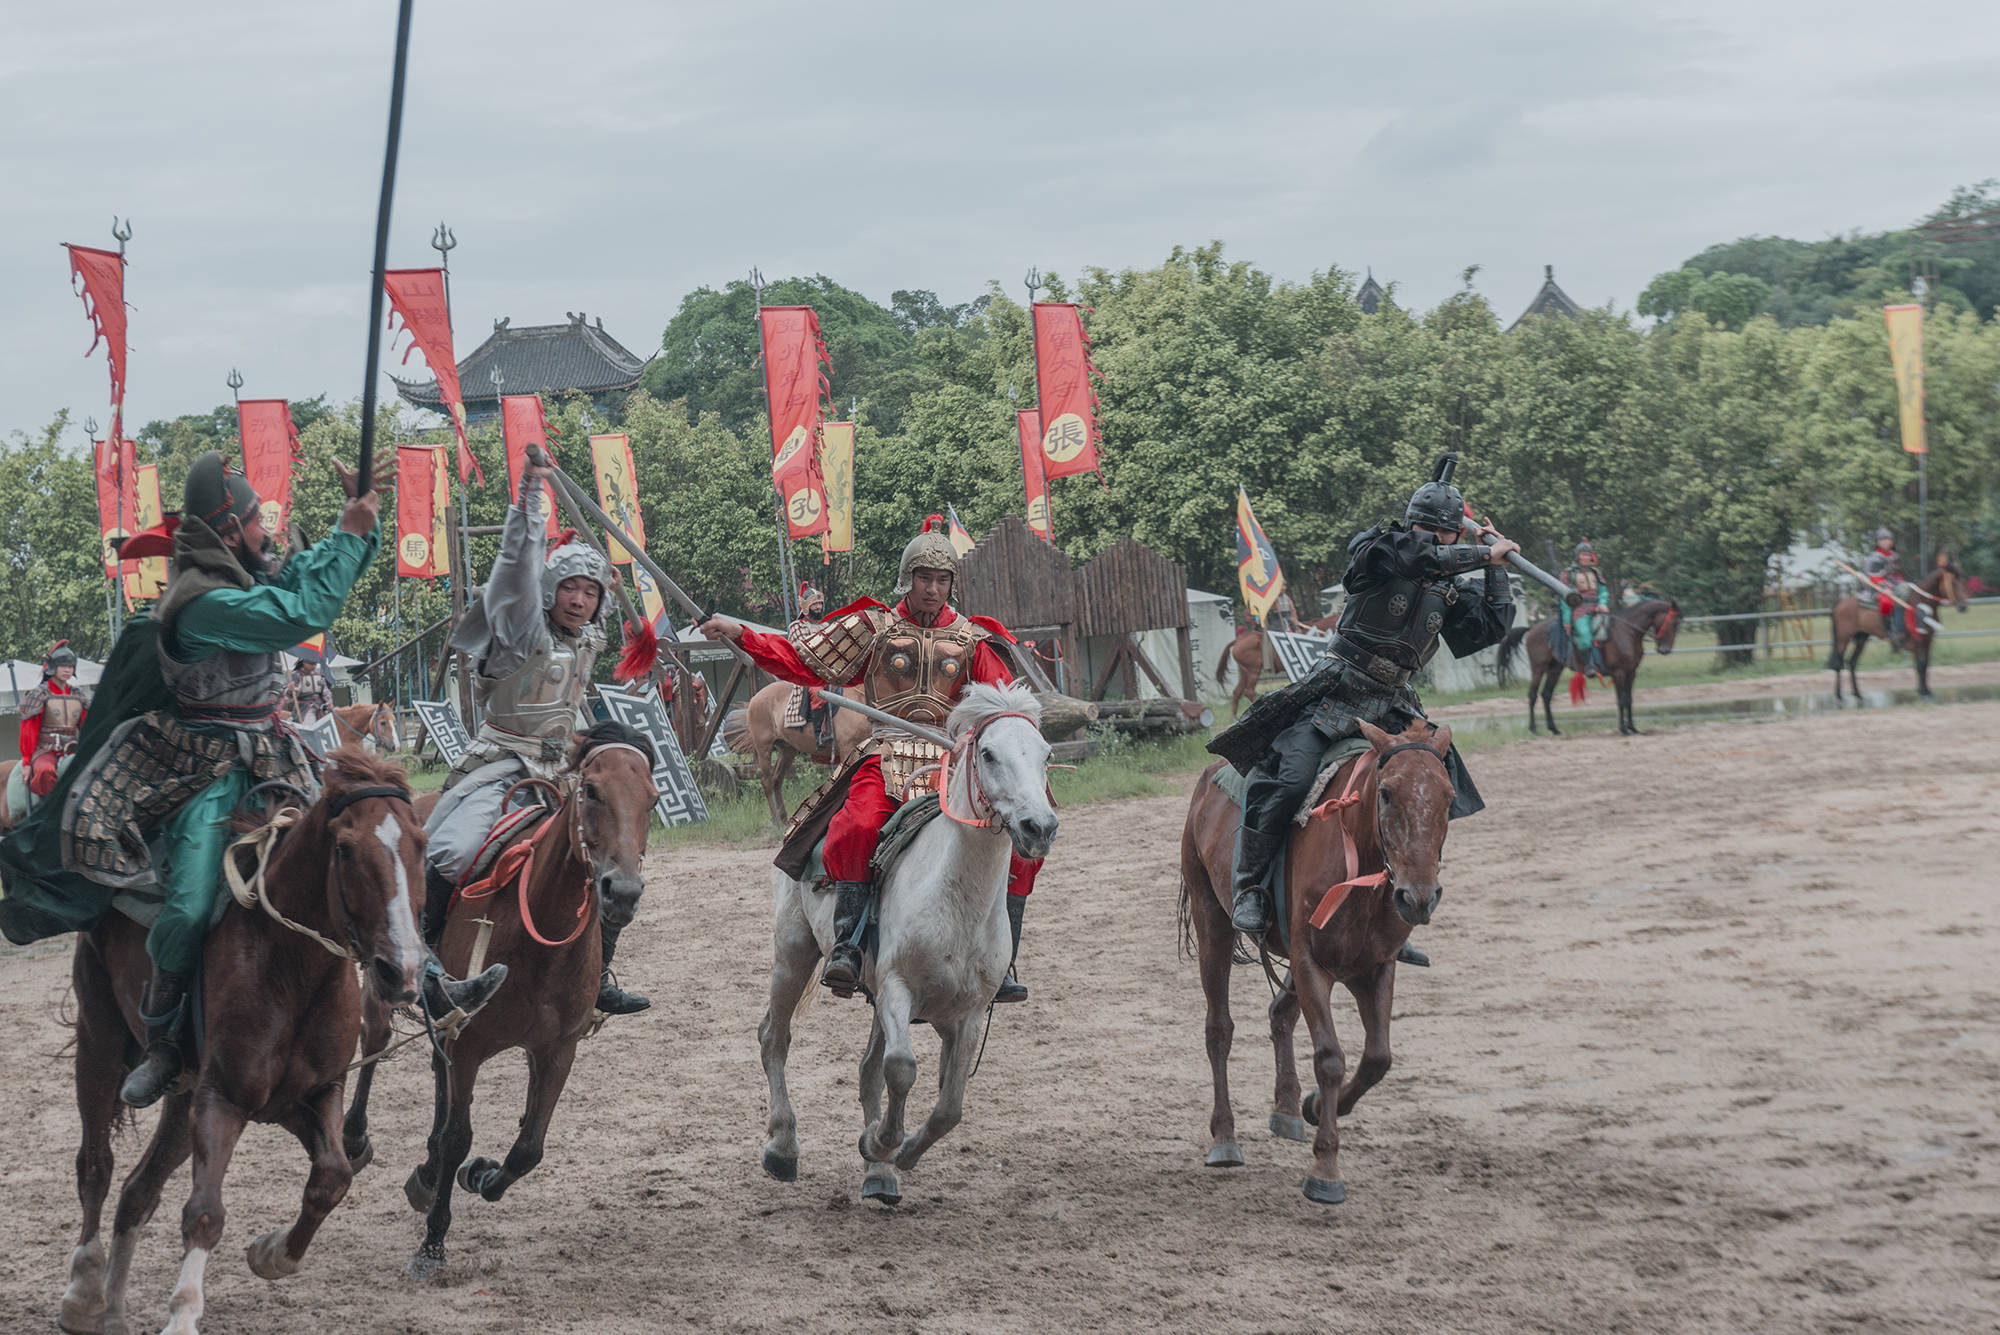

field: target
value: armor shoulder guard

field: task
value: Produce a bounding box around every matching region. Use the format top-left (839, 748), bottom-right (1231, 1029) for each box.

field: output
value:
top-left (792, 607), bottom-right (892, 683)
top-left (960, 615), bottom-right (1013, 643)
top-left (18, 685), bottom-right (48, 718)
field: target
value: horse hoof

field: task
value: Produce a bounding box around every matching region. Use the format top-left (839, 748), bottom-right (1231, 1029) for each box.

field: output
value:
top-left (1301, 1091), bottom-right (1321, 1127)
top-left (1302, 1175), bottom-right (1347, 1205)
top-left (1205, 1143), bottom-right (1244, 1168)
top-left (345, 1135), bottom-right (374, 1173)
top-left (1269, 1113), bottom-right (1310, 1142)
top-left (245, 1228), bottom-right (300, 1281)
top-left (57, 1301), bottom-right (106, 1335)
top-left (403, 1246), bottom-right (445, 1283)
top-left (762, 1149), bottom-right (799, 1183)
top-left (456, 1157), bottom-right (501, 1199)
top-left (861, 1169), bottom-right (902, 1206)
top-left (403, 1166), bottom-right (436, 1214)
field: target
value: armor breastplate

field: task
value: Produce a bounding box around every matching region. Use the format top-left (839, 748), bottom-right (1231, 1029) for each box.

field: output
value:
top-left (1571, 567), bottom-right (1604, 600)
top-left (1335, 574), bottom-right (1458, 671)
top-left (864, 617), bottom-right (982, 729)
top-left (40, 693), bottom-right (85, 743)
top-left (1862, 551), bottom-right (1897, 581)
top-left (473, 624), bottom-right (596, 759)
top-left (158, 642), bottom-right (286, 731)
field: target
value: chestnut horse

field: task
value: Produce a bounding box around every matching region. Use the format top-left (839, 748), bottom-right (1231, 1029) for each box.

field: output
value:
top-left (724, 681), bottom-right (869, 823)
top-left (60, 749), bottom-right (426, 1335)
top-left (327, 700), bottom-right (402, 753)
top-left (1497, 598), bottom-right (1681, 737)
top-left (1828, 556), bottom-right (1967, 702)
top-left (345, 721), bottom-right (657, 1281)
top-left (1215, 616), bottom-right (1340, 719)
top-left (1180, 719), bottom-right (1456, 1204)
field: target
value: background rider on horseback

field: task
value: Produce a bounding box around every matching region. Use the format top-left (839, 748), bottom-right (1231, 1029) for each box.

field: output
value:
top-left (1207, 455), bottom-right (1518, 952)
top-left (423, 451), bottom-right (648, 1016)
top-left (1559, 540), bottom-right (1611, 675)
top-left (701, 515), bottom-right (1043, 1004)
top-left (789, 579), bottom-right (836, 754)
top-left (13, 640), bottom-right (89, 815)
top-left (1863, 527), bottom-right (1908, 651)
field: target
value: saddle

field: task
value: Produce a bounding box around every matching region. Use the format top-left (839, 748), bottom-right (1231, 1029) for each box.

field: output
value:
top-left (1210, 735), bottom-right (1373, 957)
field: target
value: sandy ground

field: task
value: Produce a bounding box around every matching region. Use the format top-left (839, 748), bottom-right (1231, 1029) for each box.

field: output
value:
top-left (3, 702), bottom-right (1996, 1334)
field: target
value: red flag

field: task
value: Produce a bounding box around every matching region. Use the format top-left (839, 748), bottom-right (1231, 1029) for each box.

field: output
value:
top-left (124, 464), bottom-right (169, 603)
top-left (383, 268), bottom-right (482, 485)
top-left (758, 306), bottom-right (831, 538)
top-left (396, 445), bottom-right (440, 578)
top-left (1032, 302), bottom-right (1104, 480)
top-left (65, 245), bottom-right (129, 442)
top-left (92, 438), bottom-right (138, 578)
top-left (1017, 409), bottom-right (1052, 542)
top-left (500, 395), bottom-right (561, 538)
top-left (237, 399), bottom-right (302, 539)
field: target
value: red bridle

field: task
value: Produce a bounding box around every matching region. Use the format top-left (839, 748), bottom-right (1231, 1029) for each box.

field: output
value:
top-left (936, 710), bottom-right (1044, 830)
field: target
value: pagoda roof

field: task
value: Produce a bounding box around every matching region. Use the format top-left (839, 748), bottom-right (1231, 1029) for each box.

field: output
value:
top-left (1507, 265), bottom-right (1583, 332)
top-left (1355, 269), bottom-right (1386, 315)
top-left (392, 311), bottom-right (651, 409)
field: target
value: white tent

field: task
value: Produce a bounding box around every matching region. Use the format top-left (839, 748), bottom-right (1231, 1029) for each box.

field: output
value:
top-left (0, 656), bottom-right (106, 709)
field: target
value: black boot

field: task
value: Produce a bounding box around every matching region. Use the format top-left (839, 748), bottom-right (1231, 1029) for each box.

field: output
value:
top-left (821, 880), bottom-right (871, 998)
top-left (1230, 827), bottom-right (1287, 934)
top-left (421, 953), bottom-right (508, 1020)
top-left (421, 867), bottom-right (453, 950)
top-left (595, 918), bottom-right (650, 1015)
top-left (120, 968), bottom-right (190, 1109)
top-left (995, 894), bottom-right (1028, 1004)
top-left (1396, 941), bottom-right (1431, 968)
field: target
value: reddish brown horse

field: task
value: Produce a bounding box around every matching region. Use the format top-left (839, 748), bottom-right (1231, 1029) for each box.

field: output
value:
top-left (723, 681), bottom-right (869, 822)
top-left (61, 749), bottom-right (425, 1335)
top-left (1497, 598), bottom-right (1681, 737)
top-left (343, 721), bottom-right (658, 1281)
top-left (1828, 556), bottom-right (1967, 702)
top-left (1180, 718), bottom-right (1456, 1204)
top-left (327, 700), bottom-right (402, 752)
top-left (1215, 616), bottom-right (1340, 719)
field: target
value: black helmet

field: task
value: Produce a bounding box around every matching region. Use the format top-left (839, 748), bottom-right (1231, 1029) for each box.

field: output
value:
top-left (184, 451), bottom-right (262, 529)
top-left (44, 640), bottom-right (77, 673)
top-left (1405, 453), bottom-right (1465, 531)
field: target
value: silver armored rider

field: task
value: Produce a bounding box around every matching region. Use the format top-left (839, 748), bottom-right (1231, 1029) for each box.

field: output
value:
top-left (422, 470), bottom-right (650, 1015)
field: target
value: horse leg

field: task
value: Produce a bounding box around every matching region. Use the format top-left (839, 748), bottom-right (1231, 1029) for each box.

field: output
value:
top-left (759, 893), bottom-right (820, 1183)
top-left (163, 1087), bottom-right (248, 1335)
top-left (1542, 675), bottom-right (1561, 736)
top-left (97, 1090), bottom-right (193, 1335)
top-left (407, 1052), bottom-right (481, 1281)
top-left (892, 1011), bottom-right (980, 1171)
top-left (1849, 636), bottom-right (1866, 701)
top-left (758, 749), bottom-right (784, 824)
top-left (341, 996), bottom-right (392, 1171)
top-left (403, 1051), bottom-right (449, 1215)
top-left (1526, 668), bottom-right (1540, 734)
top-left (858, 980), bottom-right (917, 1167)
top-left (1617, 671), bottom-right (1637, 736)
top-left (1185, 849), bottom-right (1243, 1167)
top-left (61, 965), bottom-right (127, 1335)
top-left (856, 1015), bottom-right (900, 1204)
top-left (1334, 957), bottom-right (1396, 1118)
top-left (1916, 641), bottom-right (1932, 699)
top-left (458, 1041), bottom-right (577, 1202)
top-left (1267, 988), bottom-right (1309, 1143)
top-left (246, 1084), bottom-right (352, 1280)
top-left (1292, 958), bottom-right (1349, 1205)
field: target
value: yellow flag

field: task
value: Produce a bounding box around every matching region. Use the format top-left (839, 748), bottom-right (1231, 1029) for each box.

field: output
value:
top-left (1235, 486), bottom-right (1286, 623)
top-left (590, 434), bottom-right (645, 563)
top-left (1883, 304), bottom-right (1926, 455)
top-left (430, 445), bottom-right (451, 577)
top-left (124, 464), bottom-right (168, 602)
top-left (820, 421), bottom-right (855, 554)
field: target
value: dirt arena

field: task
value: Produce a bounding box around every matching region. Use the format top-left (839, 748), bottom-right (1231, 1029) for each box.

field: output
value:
top-left (2, 701), bottom-right (1995, 1334)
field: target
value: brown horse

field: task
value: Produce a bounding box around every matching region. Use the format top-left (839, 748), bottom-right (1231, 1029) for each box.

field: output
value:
top-left (347, 720), bottom-right (657, 1281)
top-left (60, 749), bottom-right (426, 1335)
top-left (1180, 718), bottom-right (1456, 1204)
top-left (1828, 556), bottom-right (1967, 701)
top-left (1215, 616), bottom-right (1340, 719)
top-left (1497, 598), bottom-right (1681, 737)
top-left (723, 680), bottom-right (868, 822)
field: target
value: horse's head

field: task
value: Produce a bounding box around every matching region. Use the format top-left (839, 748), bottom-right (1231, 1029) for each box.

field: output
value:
top-left (1935, 553), bottom-right (1970, 612)
top-left (569, 722), bottom-right (657, 929)
top-left (1654, 599), bottom-right (1682, 655)
top-left (946, 682), bottom-right (1058, 861)
top-left (1356, 719), bottom-right (1455, 927)
top-left (318, 748), bottom-right (425, 1005)
top-left (371, 703), bottom-right (403, 753)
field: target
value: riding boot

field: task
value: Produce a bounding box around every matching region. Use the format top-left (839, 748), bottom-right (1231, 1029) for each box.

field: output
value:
top-left (421, 867), bottom-right (453, 950)
top-left (119, 968), bottom-right (190, 1109)
top-left (1888, 611), bottom-right (1908, 652)
top-left (821, 880), bottom-right (871, 998)
top-left (994, 894), bottom-right (1028, 1004)
top-left (1396, 941), bottom-right (1431, 968)
top-left (595, 918), bottom-right (651, 1015)
top-left (1230, 826), bottom-right (1288, 935)
top-left (421, 953), bottom-right (509, 1020)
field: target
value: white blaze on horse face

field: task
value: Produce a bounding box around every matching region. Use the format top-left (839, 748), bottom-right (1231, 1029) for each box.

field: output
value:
top-left (374, 812), bottom-right (425, 986)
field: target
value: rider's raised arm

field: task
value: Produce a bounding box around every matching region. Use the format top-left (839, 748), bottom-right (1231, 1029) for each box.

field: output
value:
top-left (1442, 564), bottom-right (1514, 658)
top-left (1350, 525), bottom-right (1487, 589)
top-left (451, 487), bottom-right (550, 681)
top-left (175, 526), bottom-right (379, 657)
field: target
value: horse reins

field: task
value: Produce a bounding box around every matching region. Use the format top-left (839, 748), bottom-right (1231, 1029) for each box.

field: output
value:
top-left (1303, 739), bottom-right (1447, 931)
top-left (936, 710), bottom-right (1042, 829)
top-left (225, 783), bottom-right (415, 962)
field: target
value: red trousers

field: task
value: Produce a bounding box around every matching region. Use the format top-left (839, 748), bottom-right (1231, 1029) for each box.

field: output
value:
top-left (27, 750), bottom-right (60, 797)
top-left (824, 755), bottom-right (1041, 897)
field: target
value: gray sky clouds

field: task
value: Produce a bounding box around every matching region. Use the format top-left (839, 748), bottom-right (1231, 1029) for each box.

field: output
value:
top-left (5, 0), bottom-right (1996, 438)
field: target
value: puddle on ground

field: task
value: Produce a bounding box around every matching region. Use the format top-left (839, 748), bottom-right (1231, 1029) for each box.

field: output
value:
top-left (1455, 682), bottom-right (2000, 740)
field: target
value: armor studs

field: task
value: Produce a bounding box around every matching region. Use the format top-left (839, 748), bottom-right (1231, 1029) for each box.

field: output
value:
top-left (1425, 611), bottom-right (1444, 635)
top-left (938, 658), bottom-right (960, 678)
top-left (1388, 593), bottom-right (1409, 617)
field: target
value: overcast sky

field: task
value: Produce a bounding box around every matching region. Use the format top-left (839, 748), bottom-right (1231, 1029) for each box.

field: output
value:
top-left (5, 0), bottom-right (1997, 442)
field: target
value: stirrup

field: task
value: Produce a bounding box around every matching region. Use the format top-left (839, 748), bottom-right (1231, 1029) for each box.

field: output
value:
top-left (994, 970), bottom-right (1028, 1004)
top-left (595, 969), bottom-right (651, 1015)
top-left (424, 959), bottom-right (508, 1023)
top-left (821, 947), bottom-right (864, 998)
top-left (1230, 891), bottom-right (1270, 935)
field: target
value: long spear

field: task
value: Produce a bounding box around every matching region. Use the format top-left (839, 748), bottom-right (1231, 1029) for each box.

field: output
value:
top-left (355, 0), bottom-right (415, 496)
top-left (1827, 554), bottom-right (1943, 633)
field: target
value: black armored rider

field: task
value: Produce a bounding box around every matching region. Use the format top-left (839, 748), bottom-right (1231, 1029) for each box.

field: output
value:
top-left (1208, 456), bottom-right (1520, 939)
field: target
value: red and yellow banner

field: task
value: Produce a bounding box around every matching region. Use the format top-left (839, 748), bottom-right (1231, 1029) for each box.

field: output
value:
top-left (384, 268), bottom-right (482, 484)
top-left (1017, 408), bottom-right (1052, 541)
top-left (92, 437), bottom-right (136, 579)
top-left (1032, 303), bottom-right (1103, 481)
top-left (587, 433), bottom-right (665, 625)
top-left (501, 394), bottom-right (561, 538)
top-left (1883, 304), bottom-right (1926, 455)
top-left (758, 306), bottom-right (831, 538)
top-left (947, 505), bottom-right (976, 557)
top-left (819, 420), bottom-right (855, 554)
top-left (124, 464), bottom-right (168, 602)
top-left (1235, 486), bottom-right (1285, 624)
top-left (66, 245), bottom-right (129, 443)
top-left (395, 445), bottom-right (440, 579)
top-left (237, 399), bottom-right (302, 540)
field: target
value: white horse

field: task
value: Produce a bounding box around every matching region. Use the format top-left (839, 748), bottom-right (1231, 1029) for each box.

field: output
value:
top-left (758, 681), bottom-right (1058, 1204)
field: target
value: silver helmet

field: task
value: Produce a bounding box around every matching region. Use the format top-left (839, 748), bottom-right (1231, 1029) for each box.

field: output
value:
top-left (894, 514), bottom-right (960, 598)
top-left (1875, 527), bottom-right (1894, 546)
top-left (542, 540), bottom-right (615, 624)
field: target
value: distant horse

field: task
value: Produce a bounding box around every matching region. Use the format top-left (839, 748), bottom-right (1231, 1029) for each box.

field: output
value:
top-left (723, 681), bottom-right (869, 823)
top-left (1828, 555), bottom-right (1968, 701)
top-left (1216, 616), bottom-right (1340, 719)
top-left (1179, 718), bottom-right (1455, 1204)
top-left (327, 700), bottom-right (402, 753)
top-left (60, 750), bottom-right (425, 1335)
top-left (1497, 599), bottom-right (1681, 737)
top-left (758, 683), bottom-right (1057, 1205)
top-left (362, 721), bottom-right (658, 1281)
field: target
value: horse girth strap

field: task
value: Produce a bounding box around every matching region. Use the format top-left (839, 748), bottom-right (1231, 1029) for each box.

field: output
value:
top-left (224, 808), bottom-right (357, 961)
top-left (326, 784), bottom-right (412, 820)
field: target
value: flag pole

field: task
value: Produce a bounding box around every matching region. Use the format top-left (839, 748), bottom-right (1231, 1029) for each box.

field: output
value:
top-left (1023, 267), bottom-right (1056, 543)
top-left (356, 0), bottom-right (414, 498)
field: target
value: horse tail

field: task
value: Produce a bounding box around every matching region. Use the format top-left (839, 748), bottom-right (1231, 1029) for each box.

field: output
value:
top-left (1568, 672), bottom-right (1587, 706)
top-left (1177, 874), bottom-right (1194, 961)
top-left (791, 966), bottom-right (818, 1022)
top-left (1214, 638), bottom-right (1233, 687)
top-left (721, 706), bottom-right (754, 756)
top-left (1496, 625), bottom-right (1527, 681)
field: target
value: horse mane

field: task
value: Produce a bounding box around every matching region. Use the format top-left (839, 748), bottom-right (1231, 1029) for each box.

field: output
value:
top-left (946, 681), bottom-right (1043, 741)
top-left (570, 718), bottom-right (657, 771)
top-left (322, 745), bottom-right (411, 792)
